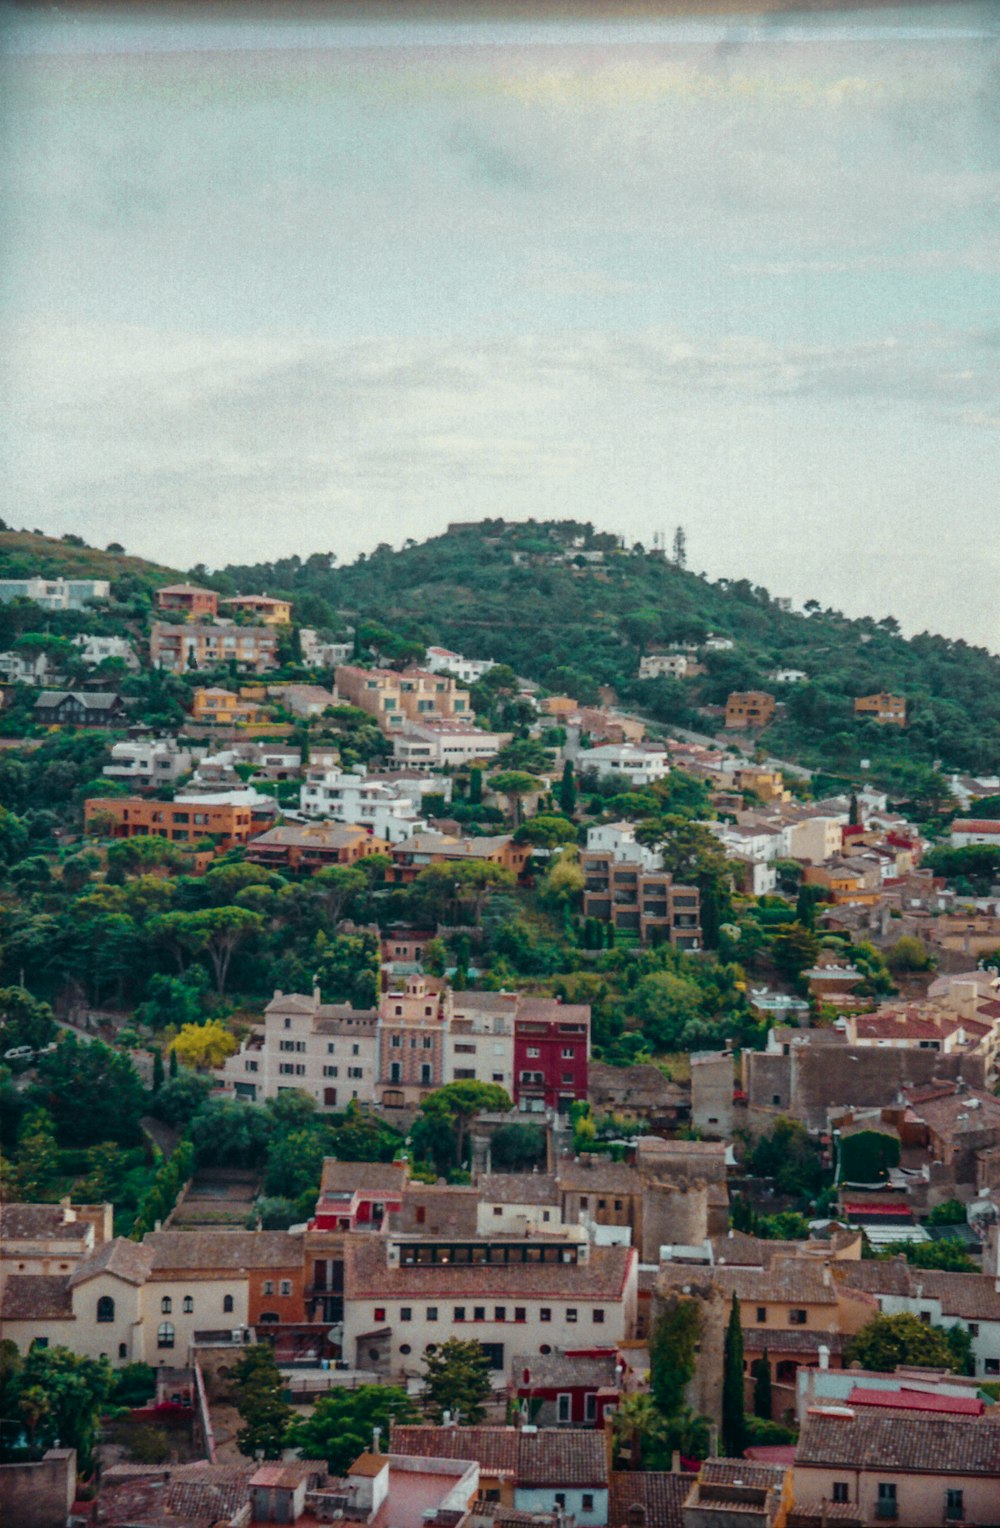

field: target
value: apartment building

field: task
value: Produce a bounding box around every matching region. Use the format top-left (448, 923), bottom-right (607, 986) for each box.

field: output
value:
top-left (0, 576), bottom-right (110, 610)
top-left (84, 795), bottom-right (256, 851)
top-left (150, 621), bottom-right (279, 674)
top-left (300, 766), bottom-right (428, 843)
top-left (155, 583), bottom-right (219, 619)
top-left (581, 847), bottom-right (701, 948)
top-left (377, 975), bottom-right (451, 1108)
top-left (102, 736), bottom-right (195, 789)
top-left (393, 720), bottom-right (504, 767)
top-left (577, 743), bottom-right (668, 787)
top-left (246, 821), bottom-right (389, 872)
top-left (335, 664), bottom-right (471, 733)
top-left (221, 594), bottom-right (292, 624)
top-left (514, 1001), bottom-right (590, 1114)
top-left (854, 692), bottom-right (907, 727)
top-left (342, 1230), bottom-right (637, 1382)
top-left (424, 646), bottom-right (496, 684)
top-left (386, 832), bottom-right (532, 886)
top-left (725, 691), bottom-right (776, 729)
top-left (216, 989), bottom-right (378, 1111)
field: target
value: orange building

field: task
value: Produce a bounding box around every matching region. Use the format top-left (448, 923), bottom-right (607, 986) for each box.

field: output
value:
top-left (386, 831), bottom-right (532, 885)
top-left (334, 665), bottom-right (471, 733)
top-left (155, 583), bottom-right (219, 619)
top-left (84, 796), bottom-right (257, 851)
top-left (190, 687), bottom-right (272, 727)
top-left (854, 691), bottom-right (906, 726)
top-left (221, 594), bottom-right (292, 626)
top-left (725, 691), bottom-right (776, 729)
top-left (247, 822), bottom-right (390, 870)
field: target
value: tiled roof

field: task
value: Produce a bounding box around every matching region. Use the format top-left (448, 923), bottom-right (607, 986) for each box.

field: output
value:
top-left (835, 1260), bottom-right (1000, 1320)
top-left (951, 819), bottom-right (1000, 834)
top-left (608, 1470), bottom-right (688, 1528)
top-left (0, 1273), bottom-right (73, 1320)
top-left (788, 1501), bottom-right (863, 1526)
top-left (391, 1426), bottom-right (519, 1476)
top-left (659, 1258), bottom-right (840, 1307)
top-left (0, 1203), bottom-right (91, 1241)
top-left (517, 1429), bottom-right (607, 1487)
top-left (588, 1062), bottom-right (688, 1110)
top-left (700, 1458), bottom-right (787, 1489)
top-left (346, 1239), bottom-right (633, 1301)
top-left (68, 1236), bottom-right (153, 1287)
top-left (144, 1230), bottom-right (302, 1274)
top-left (98, 1461), bottom-right (255, 1525)
top-left (320, 1160), bottom-right (409, 1195)
top-left (556, 1160), bottom-right (641, 1194)
top-left (511, 1350), bottom-right (620, 1390)
top-left (742, 1330), bottom-right (846, 1356)
top-left (848, 1386), bottom-right (983, 1416)
top-left (477, 1173), bottom-right (561, 1206)
top-left (797, 1411), bottom-right (1000, 1476)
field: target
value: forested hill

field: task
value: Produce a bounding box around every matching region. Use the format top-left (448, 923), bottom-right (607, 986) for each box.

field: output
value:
top-left (220, 519), bottom-right (1000, 781)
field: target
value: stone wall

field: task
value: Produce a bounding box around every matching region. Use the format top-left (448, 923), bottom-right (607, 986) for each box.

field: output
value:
top-left (0, 1449), bottom-right (76, 1528)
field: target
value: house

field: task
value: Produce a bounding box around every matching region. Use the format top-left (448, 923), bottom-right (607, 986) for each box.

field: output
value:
top-left (393, 720), bottom-right (504, 767)
top-left (833, 1259), bottom-right (1000, 1379)
top-left (515, 1429), bottom-right (609, 1525)
top-left (390, 1425), bottom-right (518, 1506)
top-left (150, 621), bottom-right (279, 674)
top-left (514, 1000), bottom-right (590, 1115)
top-left (190, 686), bottom-right (273, 727)
top-left (34, 690), bottom-right (127, 728)
top-left (853, 692), bottom-right (906, 727)
top-left (425, 646), bottom-right (496, 684)
top-left (103, 736), bottom-right (194, 789)
top-left (155, 582), bottom-right (219, 619)
top-left (72, 633), bottom-right (140, 669)
top-left (683, 1458), bottom-right (791, 1528)
top-left (335, 664), bottom-right (472, 733)
top-left (792, 1408), bottom-right (1000, 1527)
top-left (581, 848), bottom-right (701, 949)
top-left (246, 821), bottom-right (390, 871)
top-left (638, 653), bottom-right (693, 680)
top-left (587, 1061), bottom-right (691, 1133)
top-left (221, 593), bottom-right (292, 625)
top-left (270, 683), bottom-right (337, 717)
top-left (725, 691), bottom-right (776, 729)
top-left (0, 576), bottom-right (110, 610)
top-left (511, 1349), bottom-right (621, 1429)
top-left (0, 649), bottom-right (61, 685)
top-left (300, 766), bottom-right (428, 842)
top-left (84, 795), bottom-right (257, 852)
top-left (577, 743), bottom-right (669, 787)
top-left (215, 989), bottom-right (378, 1111)
top-left (386, 832), bottom-right (532, 886)
top-left (949, 818), bottom-right (1000, 848)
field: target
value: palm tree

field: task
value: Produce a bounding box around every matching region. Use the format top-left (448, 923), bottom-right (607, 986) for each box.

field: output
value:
top-left (611, 1393), bottom-right (667, 1470)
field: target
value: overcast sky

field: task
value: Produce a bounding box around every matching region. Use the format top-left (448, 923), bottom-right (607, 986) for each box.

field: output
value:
top-left (1, 4), bottom-right (998, 649)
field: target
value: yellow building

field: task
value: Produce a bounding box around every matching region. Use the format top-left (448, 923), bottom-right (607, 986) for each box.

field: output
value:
top-left (191, 687), bottom-right (271, 727)
top-left (222, 594), bottom-right (292, 625)
top-left (854, 692), bottom-right (906, 726)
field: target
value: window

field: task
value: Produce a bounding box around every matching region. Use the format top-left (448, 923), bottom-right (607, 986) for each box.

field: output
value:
top-left (614, 1200), bottom-right (623, 1212)
top-left (161, 1296), bottom-right (172, 1314)
top-left (598, 1198), bottom-right (607, 1210)
top-left (557, 1393), bottom-right (572, 1423)
top-left (540, 1308), bottom-right (551, 1322)
top-left (561, 1047), bottom-right (575, 1059)
top-left (374, 1308), bottom-right (386, 1322)
top-left (832, 1484), bottom-right (849, 1504)
top-left (585, 1393), bottom-right (597, 1422)
top-left (985, 1359), bottom-right (1000, 1375)
top-left (223, 1295), bottom-right (234, 1314)
top-left (420, 1063), bottom-right (432, 1085)
top-left (183, 1295), bottom-right (193, 1314)
top-left (427, 1307), bottom-right (438, 1322)
top-left (756, 1307), bottom-right (767, 1323)
top-left (945, 1489), bottom-right (964, 1521)
top-left (279, 1280), bottom-right (291, 1296)
top-left (323, 1065), bottom-right (338, 1077)
top-left (474, 1307), bottom-right (486, 1322)
top-left (493, 1206), bottom-right (503, 1217)
top-left (495, 1306), bottom-right (506, 1322)
top-left (582, 1495), bottom-right (594, 1512)
top-left (263, 1280), bottom-right (274, 1295)
top-left (554, 1495), bottom-right (566, 1510)
top-left (454, 1307), bottom-right (466, 1322)
top-left (401, 1307), bottom-right (412, 1322)
top-left (400, 1344), bottom-right (412, 1356)
top-left (567, 1308), bottom-right (578, 1323)
top-left (968, 1323), bottom-right (979, 1337)
top-left (97, 1295), bottom-right (115, 1323)
top-left (876, 1483), bottom-right (897, 1520)
top-left (30, 1337), bottom-right (48, 1350)
top-left (789, 1308), bottom-right (808, 1325)
top-left (514, 1307), bottom-right (526, 1323)
top-left (593, 1308), bottom-right (605, 1324)
top-left (327, 1042), bottom-right (336, 1054)
top-left (527, 1047), bottom-right (540, 1057)
top-left (118, 1342), bottom-right (128, 1360)
top-left (157, 1322), bottom-right (175, 1350)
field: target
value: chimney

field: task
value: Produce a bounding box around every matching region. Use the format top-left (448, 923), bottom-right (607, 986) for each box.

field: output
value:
top-left (818, 1344), bottom-right (830, 1371)
top-left (372, 1425), bottom-right (382, 1454)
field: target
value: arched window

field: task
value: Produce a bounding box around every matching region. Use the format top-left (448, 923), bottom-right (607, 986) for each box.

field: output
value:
top-left (96, 1295), bottom-right (115, 1323)
top-left (157, 1323), bottom-right (175, 1349)
top-left (259, 1311), bottom-right (280, 1324)
top-left (161, 1296), bottom-right (172, 1314)
top-left (118, 1343), bottom-right (128, 1360)
top-left (223, 1294), bottom-right (234, 1314)
top-left (182, 1295), bottom-right (193, 1314)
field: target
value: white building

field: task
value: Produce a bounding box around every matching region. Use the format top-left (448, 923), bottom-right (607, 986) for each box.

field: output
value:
top-left (585, 820), bottom-right (662, 871)
top-left (299, 766), bottom-right (428, 844)
top-left (103, 737), bottom-right (195, 789)
top-left (578, 743), bottom-right (669, 787)
top-left (73, 634), bottom-right (139, 669)
top-left (704, 820), bottom-right (782, 895)
top-left (787, 814), bottom-right (847, 864)
top-left (215, 989), bottom-right (378, 1112)
top-left (393, 720), bottom-right (504, 768)
top-left (425, 646), bottom-right (496, 685)
top-left (0, 576), bottom-right (111, 611)
top-left (638, 653), bottom-right (692, 680)
top-left (950, 820), bottom-right (1000, 849)
top-left (299, 629), bottom-right (353, 667)
top-left (704, 634), bottom-right (735, 651)
top-left (770, 668), bottom-right (808, 684)
top-left (0, 649), bottom-right (59, 685)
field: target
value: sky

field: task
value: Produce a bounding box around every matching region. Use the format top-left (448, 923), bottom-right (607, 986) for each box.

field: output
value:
top-left (1, 3), bottom-right (998, 650)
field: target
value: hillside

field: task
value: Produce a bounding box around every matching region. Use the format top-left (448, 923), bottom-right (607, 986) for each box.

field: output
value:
top-left (221, 520), bottom-right (1000, 783)
top-left (0, 529), bottom-right (178, 591)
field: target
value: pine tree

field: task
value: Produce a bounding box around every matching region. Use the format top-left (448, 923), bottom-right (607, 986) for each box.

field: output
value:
top-left (722, 1292), bottom-right (746, 1457)
top-left (152, 1049), bottom-right (165, 1093)
top-left (558, 760), bottom-right (577, 817)
top-left (752, 1351), bottom-right (772, 1420)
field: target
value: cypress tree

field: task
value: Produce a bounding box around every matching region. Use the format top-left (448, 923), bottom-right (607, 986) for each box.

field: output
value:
top-left (722, 1292), bottom-right (746, 1456)
top-left (752, 1351), bottom-right (772, 1420)
top-left (559, 760), bottom-right (576, 817)
top-left (152, 1049), bottom-right (165, 1093)
top-left (169, 1046), bottom-right (178, 1079)
top-left (469, 767), bottom-right (483, 805)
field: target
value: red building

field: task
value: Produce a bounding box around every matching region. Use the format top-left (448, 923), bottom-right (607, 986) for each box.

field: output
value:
top-left (514, 1000), bottom-right (589, 1115)
top-left (513, 1348), bottom-right (622, 1427)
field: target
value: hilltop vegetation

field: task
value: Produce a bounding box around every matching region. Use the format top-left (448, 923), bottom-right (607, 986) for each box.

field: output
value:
top-left (222, 519), bottom-right (1000, 781)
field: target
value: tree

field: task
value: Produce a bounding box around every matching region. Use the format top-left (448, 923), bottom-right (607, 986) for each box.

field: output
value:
top-left (770, 921), bottom-right (820, 979)
top-left (513, 814), bottom-right (578, 849)
top-left (229, 1345), bottom-right (293, 1460)
top-left (169, 1019), bottom-right (239, 1071)
top-left (34, 1037), bottom-right (145, 1148)
top-left (846, 1313), bottom-right (958, 1373)
top-left (487, 771), bottom-right (542, 827)
top-left (287, 1385), bottom-right (418, 1474)
top-left (188, 1098), bottom-right (273, 1168)
top-left (752, 1352), bottom-right (772, 1420)
top-left (672, 526), bottom-right (687, 569)
top-left (489, 1123), bottom-right (545, 1171)
top-left (839, 1129), bottom-right (900, 1184)
top-left (885, 936), bottom-right (933, 972)
top-left (649, 1296), bottom-right (700, 1419)
top-left (0, 988), bottom-right (56, 1053)
top-left (12, 1108), bottom-right (60, 1199)
top-left (150, 1071), bottom-right (213, 1128)
top-left (611, 1391), bottom-right (670, 1471)
top-left (148, 907), bottom-right (263, 993)
top-left (152, 1048), bottom-right (165, 1093)
top-left (422, 1338), bottom-right (492, 1424)
top-left (722, 1293), bottom-right (746, 1457)
top-left (18, 1346), bottom-right (115, 1471)
top-left (889, 1238), bottom-right (977, 1273)
top-left (310, 865), bottom-right (368, 927)
top-left (414, 861), bottom-right (515, 925)
top-left (558, 760), bottom-right (577, 817)
top-left (264, 1128), bottom-right (325, 1201)
top-left (415, 1081), bottom-right (512, 1172)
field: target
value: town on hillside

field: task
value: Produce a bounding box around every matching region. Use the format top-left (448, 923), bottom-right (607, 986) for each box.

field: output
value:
top-left (1, 522), bottom-right (1000, 1528)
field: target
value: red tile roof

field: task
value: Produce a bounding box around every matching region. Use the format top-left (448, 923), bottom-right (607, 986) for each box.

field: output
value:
top-left (848, 1386), bottom-right (984, 1416)
top-left (391, 1427), bottom-right (519, 1477)
top-left (517, 1429), bottom-right (608, 1487)
top-left (796, 1411), bottom-right (1000, 1475)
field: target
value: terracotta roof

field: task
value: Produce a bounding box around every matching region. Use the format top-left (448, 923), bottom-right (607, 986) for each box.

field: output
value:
top-left (98, 1461), bottom-right (255, 1525)
top-left (391, 1426), bottom-right (519, 1477)
top-left (517, 1429), bottom-right (607, 1487)
top-left (608, 1470), bottom-right (688, 1528)
top-left (0, 1203), bottom-right (91, 1241)
top-left (144, 1230), bottom-right (302, 1274)
top-left (659, 1258), bottom-right (840, 1307)
top-left (742, 1330), bottom-right (846, 1356)
top-left (951, 820), bottom-right (1000, 834)
top-left (835, 1260), bottom-right (1000, 1320)
top-left (320, 1160), bottom-right (409, 1196)
top-left (588, 1062), bottom-right (688, 1110)
top-left (556, 1160), bottom-right (640, 1194)
top-left (796, 1410), bottom-right (1000, 1475)
top-left (0, 1273), bottom-right (73, 1320)
top-left (511, 1350), bottom-right (620, 1390)
top-left (700, 1458), bottom-right (787, 1490)
top-left (848, 1386), bottom-right (984, 1416)
top-left (788, 1501), bottom-right (863, 1526)
top-left (68, 1236), bottom-right (153, 1287)
top-left (477, 1173), bottom-right (561, 1207)
top-left (346, 1239), bottom-right (633, 1302)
